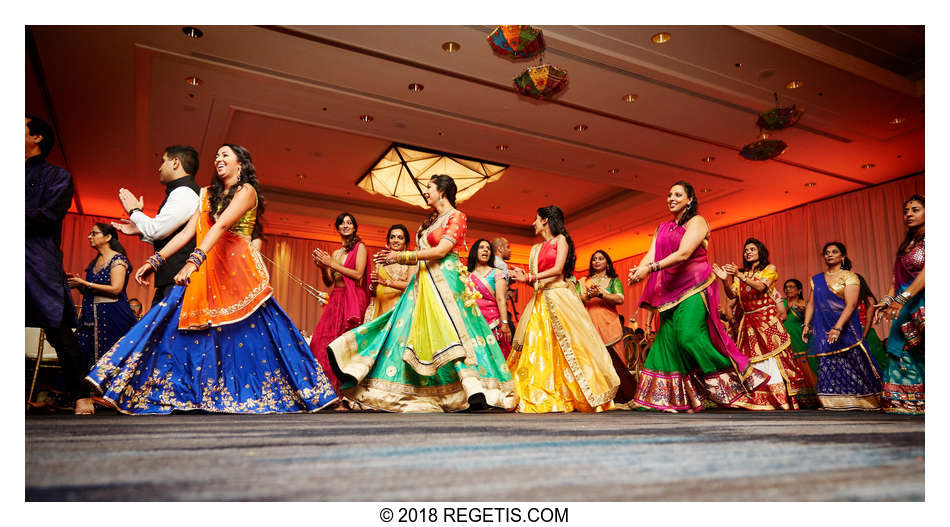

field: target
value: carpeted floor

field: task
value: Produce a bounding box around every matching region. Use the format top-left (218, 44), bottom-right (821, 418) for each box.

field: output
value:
top-left (25, 409), bottom-right (924, 501)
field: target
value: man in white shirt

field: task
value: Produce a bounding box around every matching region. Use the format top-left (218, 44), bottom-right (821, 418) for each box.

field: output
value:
top-left (112, 145), bottom-right (201, 308)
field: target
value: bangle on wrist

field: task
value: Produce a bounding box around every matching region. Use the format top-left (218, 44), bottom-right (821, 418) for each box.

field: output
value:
top-left (147, 253), bottom-right (166, 271)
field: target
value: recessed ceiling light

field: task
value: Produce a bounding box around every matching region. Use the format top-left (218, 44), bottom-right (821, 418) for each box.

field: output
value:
top-left (700, 187), bottom-right (712, 193)
top-left (715, 211), bottom-right (726, 216)
top-left (608, 168), bottom-right (620, 175)
top-left (805, 182), bottom-right (816, 187)
top-left (785, 80), bottom-right (804, 89)
top-left (297, 174), bottom-right (307, 179)
top-left (182, 27), bottom-right (203, 39)
top-left (408, 83), bottom-right (424, 92)
top-left (889, 117), bottom-right (905, 125)
top-left (359, 114), bottom-right (373, 122)
top-left (185, 75), bottom-right (202, 87)
top-left (734, 62), bottom-right (743, 69)
top-left (651, 32), bottom-right (671, 44)
top-left (861, 163), bottom-right (876, 169)
top-left (622, 93), bottom-right (639, 103)
top-left (442, 41), bottom-right (461, 53)
top-left (701, 156), bottom-right (715, 163)
top-left (437, 131), bottom-right (444, 136)
top-left (573, 124), bottom-right (588, 132)
top-left (496, 144), bottom-right (509, 151)
top-left (759, 132), bottom-right (770, 140)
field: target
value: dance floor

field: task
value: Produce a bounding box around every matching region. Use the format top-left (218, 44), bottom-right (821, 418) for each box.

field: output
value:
top-left (25, 409), bottom-right (923, 501)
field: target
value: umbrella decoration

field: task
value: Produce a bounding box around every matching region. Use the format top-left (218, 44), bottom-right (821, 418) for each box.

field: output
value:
top-left (488, 25), bottom-right (545, 59)
top-left (739, 137), bottom-right (788, 161)
top-left (514, 64), bottom-right (569, 98)
top-left (756, 104), bottom-right (804, 131)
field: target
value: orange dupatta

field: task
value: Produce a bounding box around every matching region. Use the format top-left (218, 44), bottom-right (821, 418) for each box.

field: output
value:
top-left (178, 188), bottom-right (272, 330)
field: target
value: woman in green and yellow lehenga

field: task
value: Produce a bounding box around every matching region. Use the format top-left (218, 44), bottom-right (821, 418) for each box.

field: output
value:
top-left (328, 175), bottom-right (517, 412)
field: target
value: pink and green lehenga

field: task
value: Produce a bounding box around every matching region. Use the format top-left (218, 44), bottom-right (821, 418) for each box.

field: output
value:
top-left (632, 221), bottom-right (768, 412)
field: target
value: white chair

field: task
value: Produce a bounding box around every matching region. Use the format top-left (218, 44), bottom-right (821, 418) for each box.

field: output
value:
top-left (25, 327), bottom-right (60, 410)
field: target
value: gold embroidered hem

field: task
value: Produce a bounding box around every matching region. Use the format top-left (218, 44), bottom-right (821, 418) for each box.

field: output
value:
top-left (631, 367), bottom-right (767, 413)
top-left (730, 380), bottom-right (799, 410)
top-left (342, 376), bottom-right (517, 413)
top-left (817, 392), bottom-right (882, 410)
top-left (508, 269), bottom-right (620, 413)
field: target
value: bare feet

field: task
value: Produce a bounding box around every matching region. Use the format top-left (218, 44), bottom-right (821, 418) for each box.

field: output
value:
top-left (74, 398), bottom-right (95, 415)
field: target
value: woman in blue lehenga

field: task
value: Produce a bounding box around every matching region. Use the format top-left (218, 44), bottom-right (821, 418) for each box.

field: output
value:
top-left (67, 223), bottom-right (138, 374)
top-left (85, 144), bottom-right (338, 414)
top-left (802, 242), bottom-right (882, 410)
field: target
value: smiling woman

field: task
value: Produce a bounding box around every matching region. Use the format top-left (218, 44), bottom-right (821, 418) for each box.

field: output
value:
top-left (627, 181), bottom-right (768, 413)
top-left (84, 144), bottom-right (339, 414)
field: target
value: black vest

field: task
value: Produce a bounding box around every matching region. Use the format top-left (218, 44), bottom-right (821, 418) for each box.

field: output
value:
top-left (153, 176), bottom-right (201, 288)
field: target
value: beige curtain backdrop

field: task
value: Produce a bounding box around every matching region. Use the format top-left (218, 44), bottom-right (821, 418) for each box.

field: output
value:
top-left (60, 173), bottom-right (921, 337)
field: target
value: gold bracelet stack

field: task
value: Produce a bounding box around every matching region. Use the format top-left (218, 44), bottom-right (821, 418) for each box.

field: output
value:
top-left (395, 250), bottom-right (418, 265)
top-left (147, 253), bottom-right (166, 271)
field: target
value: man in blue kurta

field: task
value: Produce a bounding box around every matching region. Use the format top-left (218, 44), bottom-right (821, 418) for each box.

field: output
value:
top-left (25, 114), bottom-right (92, 414)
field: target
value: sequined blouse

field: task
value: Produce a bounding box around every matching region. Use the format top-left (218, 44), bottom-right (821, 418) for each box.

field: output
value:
top-left (226, 195), bottom-right (257, 239)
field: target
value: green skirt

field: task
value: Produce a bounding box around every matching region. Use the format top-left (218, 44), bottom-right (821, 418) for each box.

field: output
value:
top-left (328, 254), bottom-right (517, 412)
top-left (632, 293), bottom-right (765, 412)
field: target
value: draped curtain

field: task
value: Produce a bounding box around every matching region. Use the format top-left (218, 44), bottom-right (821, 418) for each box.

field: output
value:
top-left (60, 173), bottom-right (921, 337)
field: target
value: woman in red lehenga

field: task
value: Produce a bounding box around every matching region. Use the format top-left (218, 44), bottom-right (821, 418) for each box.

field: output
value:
top-left (713, 238), bottom-right (807, 410)
top-left (309, 212), bottom-right (370, 400)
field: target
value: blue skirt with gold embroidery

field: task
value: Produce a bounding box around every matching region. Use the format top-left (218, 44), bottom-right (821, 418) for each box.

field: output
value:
top-left (85, 286), bottom-right (339, 414)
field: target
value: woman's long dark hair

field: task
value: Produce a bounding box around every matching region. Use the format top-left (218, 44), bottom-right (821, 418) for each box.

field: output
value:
top-left (335, 212), bottom-right (362, 253)
top-left (386, 224), bottom-right (411, 250)
top-left (588, 249), bottom-right (617, 278)
top-left (208, 144), bottom-right (266, 233)
top-left (671, 180), bottom-right (698, 226)
top-left (855, 273), bottom-right (877, 306)
top-left (897, 194), bottom-right (925, 256)
top-left (741, 237), bottom-right (770, 272)
top-left (467, 238), bottom-right (495, 272)
top-left (822, 241), bottom-right (852, 271)
top-left (87, 222), bottom-right (127, 271)
top-left (538, 205), bottom-right (576, 278)
top-left (783, 278), bottom-right (803, 300)
top-left (418, 174), bottom-right (458, 236)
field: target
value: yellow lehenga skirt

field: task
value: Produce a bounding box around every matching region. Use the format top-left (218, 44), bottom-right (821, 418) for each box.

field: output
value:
top-left (507, 280), bottom-right (620, 413)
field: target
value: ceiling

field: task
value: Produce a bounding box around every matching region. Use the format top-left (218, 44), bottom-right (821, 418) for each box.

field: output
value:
top-left (26, 25), bottom-right (924, 265)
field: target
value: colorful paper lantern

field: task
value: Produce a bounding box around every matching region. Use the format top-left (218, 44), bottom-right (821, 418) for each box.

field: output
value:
top-left (514, 64), bottom-right (568, 98)
top-left (740, 138), bottom-right (788, 161)
top-left (756, 105), bottom-right (804, 131)
top-left (488, 25), bottom-right (545, 59)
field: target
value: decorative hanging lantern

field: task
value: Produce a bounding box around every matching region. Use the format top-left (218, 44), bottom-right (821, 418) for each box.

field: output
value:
top-left (740, 138), bottom-right (788, 161)
top-left (488, 25), bottom-right (545, 59)
top-left (757, 105), bottom-right (804, 131)
top-left (514, 64), bottom-right (568, 98)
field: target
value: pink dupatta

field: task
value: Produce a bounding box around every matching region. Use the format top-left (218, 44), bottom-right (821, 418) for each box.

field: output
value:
top-left (340, 243), bottom-right (371, 327)
top-left (638, 220), bottom-right (751, 375)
